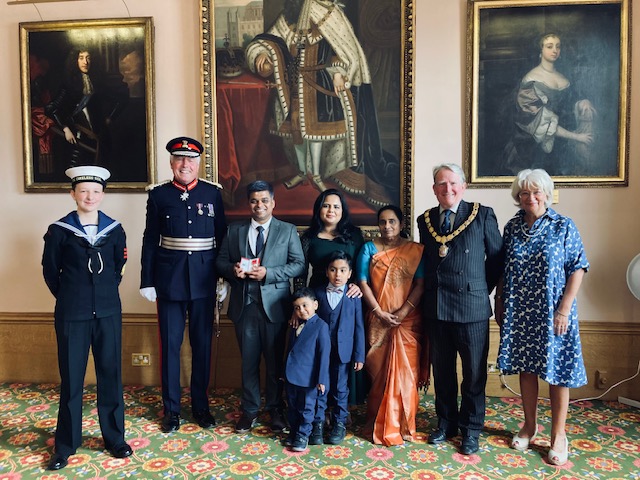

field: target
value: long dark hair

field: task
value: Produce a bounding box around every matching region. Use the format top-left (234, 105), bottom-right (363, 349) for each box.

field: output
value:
top-left (303, 188), bottom-right (360, 243)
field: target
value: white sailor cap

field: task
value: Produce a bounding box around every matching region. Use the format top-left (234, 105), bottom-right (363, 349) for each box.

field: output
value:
top-left (65, 166), bottom-right (111, 187)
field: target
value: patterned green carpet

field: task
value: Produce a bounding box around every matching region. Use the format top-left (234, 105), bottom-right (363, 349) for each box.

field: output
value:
top-left (0, 383), bottom-right (639, 479)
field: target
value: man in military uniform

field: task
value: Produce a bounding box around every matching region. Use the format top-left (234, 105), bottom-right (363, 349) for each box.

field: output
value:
top-left (140, 136), bottom-right (227, 432)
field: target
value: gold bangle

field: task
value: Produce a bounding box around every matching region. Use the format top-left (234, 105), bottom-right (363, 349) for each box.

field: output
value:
top-left (371, 305), bottom-right (380, 313)
top-left (555, 310), bottom-right (568, 317)
top-left (406, 300), bottom-right (416, 309)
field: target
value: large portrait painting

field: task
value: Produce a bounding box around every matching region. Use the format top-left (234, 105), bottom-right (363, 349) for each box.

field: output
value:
top-left (465, 0), bottom-right (630, 187)
top-left (20, 17), bottom-right (156, 192)
top-left (200, 0), bottom-right (414, 228)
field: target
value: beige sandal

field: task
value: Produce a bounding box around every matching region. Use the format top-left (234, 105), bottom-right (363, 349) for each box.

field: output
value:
top-left (511, 424), bottom-right (538, 451)
top-left (548, 436), bottom-right (569, 466)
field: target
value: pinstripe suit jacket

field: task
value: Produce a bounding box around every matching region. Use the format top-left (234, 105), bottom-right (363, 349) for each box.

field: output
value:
top-left (417, 200), bottom-right (503, 323)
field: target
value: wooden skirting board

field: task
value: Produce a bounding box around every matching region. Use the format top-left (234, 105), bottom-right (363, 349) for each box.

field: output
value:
top-left (1, 312), bottom-right (639, 400)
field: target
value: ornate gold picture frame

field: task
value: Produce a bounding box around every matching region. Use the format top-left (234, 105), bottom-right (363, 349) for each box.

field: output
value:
top-left (20, 17), bottom-right (156, 192)
top-left (200, 0), bottom-right (414, 230)
top-left (465, 0), bottom-right (630, 187)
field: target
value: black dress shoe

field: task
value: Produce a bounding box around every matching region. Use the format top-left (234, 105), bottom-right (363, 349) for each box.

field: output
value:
top-left (460, 435), bottom-right (480, 455)
top-left (428, 427), bottom-right (458, 444)
top-left (109, 443), bottom-right (133, 458)
top-left (269, 409), bottom-right (287, 433)
top-left (47, 454), bottom-right (68, 470)
top-left (193, 410), bottom-right (216, 428)
top-left (282, 433), bottom-right (295, 447)
top-left (235, 413), bottom-right (257, 433)
top-left (161, 412), bottom-right (181, 432)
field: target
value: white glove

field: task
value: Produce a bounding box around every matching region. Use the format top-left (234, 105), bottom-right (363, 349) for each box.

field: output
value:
top-left (216, 280), bottom-right (229, 303)
top-left (140, 287), bottom-right (157, 302)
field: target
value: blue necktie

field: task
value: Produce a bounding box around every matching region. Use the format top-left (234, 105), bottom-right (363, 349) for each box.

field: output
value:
top-left (441, 210), bottom-right (452, 234)
top-left (256, 226), bottom-right (264, 255)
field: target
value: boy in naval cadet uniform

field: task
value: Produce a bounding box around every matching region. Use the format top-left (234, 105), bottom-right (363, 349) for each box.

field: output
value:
top-left (42, 166), bottom-right (131, 470)
top-left (140, 136), bottom-right (227, 432)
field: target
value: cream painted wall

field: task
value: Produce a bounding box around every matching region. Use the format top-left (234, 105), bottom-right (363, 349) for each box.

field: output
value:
top-left (413, 0), bottom-right (640, 324)
top-left (0, 0), bottom-right (639, 324)
top-left (0, 0), bottom-right (199, 316)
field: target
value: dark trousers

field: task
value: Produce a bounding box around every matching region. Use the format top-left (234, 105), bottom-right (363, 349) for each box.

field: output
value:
top-left (286, 383), bottom-right (318, 437)
top-left (315, 350), bottom-right (350, 424)
top-left (157, 297), bottom-right (214, 414)
top-left (54, 314), bottom-right (125, 457)
top-left (430, 319), bottom-right (489, 437)
top-left (233, 302), bottom-right (286, 416)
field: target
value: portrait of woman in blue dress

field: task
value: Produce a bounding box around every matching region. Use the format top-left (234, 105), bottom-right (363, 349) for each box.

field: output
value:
top-left (502, 34), bottom-right (595, 176)
top-left (494, 168), bottom-right (589, 467)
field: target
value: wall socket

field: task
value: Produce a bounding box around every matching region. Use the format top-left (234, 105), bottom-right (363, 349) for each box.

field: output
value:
top-left (595, 369), bottom-right (608, 389)
top-left (132, 353), bottom-right (151, 366)
top-left (487, 362), bottom-right (499, 374)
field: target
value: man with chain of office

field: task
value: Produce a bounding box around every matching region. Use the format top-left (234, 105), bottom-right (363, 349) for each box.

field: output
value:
top-left (417, 163), bottom-right (504, 456)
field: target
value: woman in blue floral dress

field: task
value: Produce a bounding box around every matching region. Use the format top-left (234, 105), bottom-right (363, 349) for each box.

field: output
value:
top-left (495, 169), bottom-right (589, 466)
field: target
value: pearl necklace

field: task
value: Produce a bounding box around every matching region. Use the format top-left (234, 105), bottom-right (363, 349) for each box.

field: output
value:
top-left (521, 216), bottom-right (547, 239)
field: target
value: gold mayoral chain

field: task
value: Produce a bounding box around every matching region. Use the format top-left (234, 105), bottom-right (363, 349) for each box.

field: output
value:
top-left (424, 203), bottom-right (480, 258)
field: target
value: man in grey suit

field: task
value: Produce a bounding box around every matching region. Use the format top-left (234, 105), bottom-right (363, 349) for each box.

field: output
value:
top-left (417, 163), bottom-right (503, 455)
top-left (216, 180), bottom-right (305, 434)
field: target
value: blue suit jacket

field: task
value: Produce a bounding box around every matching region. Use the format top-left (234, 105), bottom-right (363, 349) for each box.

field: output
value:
top-left (285, 314), bottom-right (330, 388)
top-left (314, 287), bottom-right (365, 364)
top-left (216, 217), bottom-right (305, 323)
top-left (418, 200), bottom-right (504, 322)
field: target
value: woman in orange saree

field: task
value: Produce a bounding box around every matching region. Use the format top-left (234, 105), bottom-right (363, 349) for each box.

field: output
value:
top-left (357, 205), bottom-right (429, 446)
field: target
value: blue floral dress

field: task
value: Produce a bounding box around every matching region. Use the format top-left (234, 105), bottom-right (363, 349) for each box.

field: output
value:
top-left (497, 208), bottom-right (589, 387)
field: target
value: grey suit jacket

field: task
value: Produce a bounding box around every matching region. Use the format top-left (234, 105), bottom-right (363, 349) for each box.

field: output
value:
top-left (216, 217), bottom-right (305, 323)
top-left (417, 200), bottom-right (504, 323)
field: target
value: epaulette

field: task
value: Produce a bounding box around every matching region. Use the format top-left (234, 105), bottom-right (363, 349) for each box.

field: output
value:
top-left (200, 178), bottom-right (223, 190)
top-left (145, 179), bottom-right (172, 191)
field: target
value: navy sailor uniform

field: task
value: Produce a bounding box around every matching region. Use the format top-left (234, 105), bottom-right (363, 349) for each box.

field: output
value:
top-left (42, 211), bottom-right (127, 457)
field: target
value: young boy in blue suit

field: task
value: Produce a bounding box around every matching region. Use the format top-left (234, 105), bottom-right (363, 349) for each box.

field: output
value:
top-left (312, 251), bottom-right (365, 445)
top-left (284, 288), bottom-right (331, 452)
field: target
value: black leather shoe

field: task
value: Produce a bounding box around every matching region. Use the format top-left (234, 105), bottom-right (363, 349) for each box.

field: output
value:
top-left (235, 413), bottom-right (257, 433)
top-left (460, 435), bottom-right (480, 455)
top-left (193, 410), bottom-right (216, 428)
top-left (282, 433), bottom-right (295, 447)
top-left (109, 443), bottom-right (133, 458)
top-left (309, 421), bottom-right (324, 445)
top-left (47, 454), bottom-right (68, 470)
top-left (428, 427), bottom-right (458, 444)
top-left (269, 409), bottom-right (287, 433)
top-left (161, 412), bottom-right (181, 433)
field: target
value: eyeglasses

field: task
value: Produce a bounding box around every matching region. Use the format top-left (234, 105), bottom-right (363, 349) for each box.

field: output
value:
top-left (518, 190), bottom-right (545, 199)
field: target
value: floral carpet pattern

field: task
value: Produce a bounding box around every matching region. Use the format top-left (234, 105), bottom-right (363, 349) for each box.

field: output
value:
top-left (0, 383), bottom-right (639, 479)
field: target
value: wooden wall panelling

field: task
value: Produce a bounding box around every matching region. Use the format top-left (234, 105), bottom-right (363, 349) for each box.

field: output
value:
top-left (1, 313), bottom-right (638, 400)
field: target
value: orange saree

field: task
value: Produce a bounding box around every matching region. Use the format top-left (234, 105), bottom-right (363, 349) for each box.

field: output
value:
top-left (365, 241), bottom-right (429, 446)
